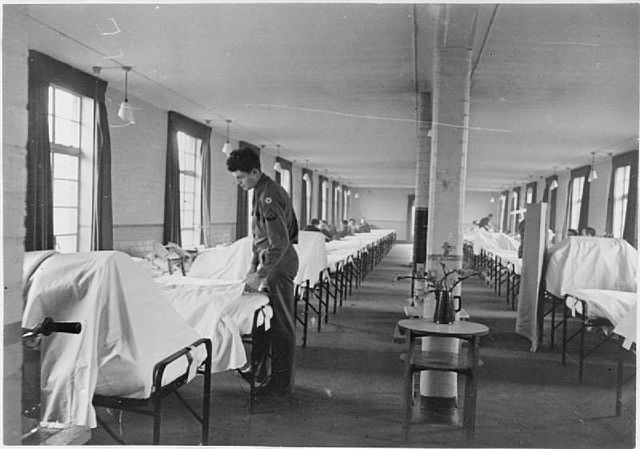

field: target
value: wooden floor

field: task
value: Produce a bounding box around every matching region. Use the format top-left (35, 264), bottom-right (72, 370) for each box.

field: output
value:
top-left (89, 243), bottom-right (636, 447)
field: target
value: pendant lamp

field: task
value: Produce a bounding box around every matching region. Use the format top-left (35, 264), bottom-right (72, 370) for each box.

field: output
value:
top-left (550, 167), bottom-right (559, 190)
top-left (588, 152), bottom-right (598, 182)
top-left (221, 119), bottom-right (233, 156)
top-left (117, 66), bottom-right (135, 124)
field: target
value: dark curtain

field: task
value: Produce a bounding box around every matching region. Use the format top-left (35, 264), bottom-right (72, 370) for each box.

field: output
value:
top-left (25, 52), bottom-right (54, 251)
top-left (26, 50), bottom-right (112, 251)
top-left (300, 168), bottom-right (313, 228)
top-left (606, 150), bottom-right (638, 246)
top-left (200, 129), bottom-right (212, 246)
top-left (164, 111), bottom-right (212, 245)
top-left (235, 142), bottom-right (260, 239)
top-left (92, 80), bottom-right (113, 250)
top-left (543, 176), bottom-right (558, 231)
top-left (571, 165), bottom-right (591, 232)
top-left (317, 175), bottom-right (328, 219)
top-left (501, 190), bottom-right (509, 232)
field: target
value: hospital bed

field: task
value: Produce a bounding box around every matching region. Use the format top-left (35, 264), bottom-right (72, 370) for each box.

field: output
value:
top-left (463, 229), bottom-right (521, 307)
top-left (153, 237), bottom-right (273, 410)
top-left (544, 237), bottom-right (637, 380)
top-left (22, 250), bottom-right (212, 445)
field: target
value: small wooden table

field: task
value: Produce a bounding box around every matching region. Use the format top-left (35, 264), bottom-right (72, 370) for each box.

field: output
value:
top-left (397, 319), bottom-right (490, 441)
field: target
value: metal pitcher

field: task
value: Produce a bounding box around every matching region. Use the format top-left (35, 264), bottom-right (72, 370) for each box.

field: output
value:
top-left (433, 290), bottom-right (462, 324)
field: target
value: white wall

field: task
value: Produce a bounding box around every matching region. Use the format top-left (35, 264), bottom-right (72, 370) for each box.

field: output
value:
top-left (349, 187), bottom-right (413, 241)
top-left (2, 6), bottom-right (28, 443)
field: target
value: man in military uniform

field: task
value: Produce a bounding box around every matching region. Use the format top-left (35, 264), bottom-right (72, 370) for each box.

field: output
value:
top-left (226, 148), bottom-right (299, 396)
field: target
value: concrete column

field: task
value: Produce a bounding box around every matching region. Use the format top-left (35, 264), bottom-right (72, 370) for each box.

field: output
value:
top-left (412, 92), bottom-right (431, 299)
top-left (419, 4), bottom-right (476, 416)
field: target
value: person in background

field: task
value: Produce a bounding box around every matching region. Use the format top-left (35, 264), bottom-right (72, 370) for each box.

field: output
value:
top-left (580, 226), bottom-right (596, 236)
top-left (348, 218), bottom-right (358, 234)
top-left (479, 214), bottom-right (494, 231)
top-left (304, 218), bottom-right (331, 242)
top-left (356, 217), bottom-right (371, 233)
top-left (567, 229), bottom-right (579, 236)
top-left (318, 220), bottom-right (333, 242)
top-left (227, 148), bottom-right (299, 397)
top-left (339, 220), bottom-right (352, 238)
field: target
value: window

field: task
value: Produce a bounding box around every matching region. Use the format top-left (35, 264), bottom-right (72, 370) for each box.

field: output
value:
top-left (343, 188), bottom-right (349, 221)
top-left (612, 165), bottom-right (631, 238)
top-left (569, 176), bottom-right (585, 230)
top-left (321, 180), bottom-right (329, 220)
top-left (304, 175), bottom-right (312, 225)
top-left (334, 185), bottom-right (341, 225)
top-left (48, 85), bottom-right (94, 253)
top-left (499, 194), bottom-right (506, 232)
top-left (510, 189), bottom-right (520, 234)
top-left (177, 131), bottom-right (202, 248)
top-left (279, 168), bottom-right (291, 196)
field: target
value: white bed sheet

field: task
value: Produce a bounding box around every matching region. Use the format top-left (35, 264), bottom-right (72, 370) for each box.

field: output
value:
top-left (489, 249), bottom-right (522, 275)
top-left (565, 288), bottom-right (637, 328)
top-left (470, 230), bottom-right (520, 255)
top-left (22, 251), bottom-right (205, 429)
top-left (294, 231), bottom-right (329, 284)
top-left (614, 302), bottom-right (638, 349)
top-left (545, 237), bottom-right (637, 298)
top-left (155, 276), bottom-right (270, 372)
top-left (188, 236), bottom-right (253, 280)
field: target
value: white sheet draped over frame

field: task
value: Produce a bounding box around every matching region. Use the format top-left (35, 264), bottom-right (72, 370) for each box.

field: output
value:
top-left (22, 251), bottom-right (205, 429)
top-left (545, 237), bottom-right (637, 298)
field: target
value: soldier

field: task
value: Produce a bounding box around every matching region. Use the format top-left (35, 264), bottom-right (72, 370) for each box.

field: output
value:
top-left (226, 148), bottom-right (299, 396)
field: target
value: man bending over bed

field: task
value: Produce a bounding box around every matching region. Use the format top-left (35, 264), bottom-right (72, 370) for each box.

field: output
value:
top-left (227, 147), bottom-right (300, 397)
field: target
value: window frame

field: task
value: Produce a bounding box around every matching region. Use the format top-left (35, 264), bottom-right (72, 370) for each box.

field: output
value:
top-left (48, 83), bottom-right (95, 253)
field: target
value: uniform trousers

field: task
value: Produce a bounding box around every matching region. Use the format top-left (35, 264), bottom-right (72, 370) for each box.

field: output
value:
top-left (263, 245), bottom-right (299, 391)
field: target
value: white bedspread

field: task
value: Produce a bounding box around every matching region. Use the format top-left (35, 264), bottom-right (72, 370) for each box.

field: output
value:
top-left (470, 229), bottom-right (520, 255)
top-left (565, 288), bottom-right (637, 327)
top-left (22, 251), bottom-right (204, 429)
top-left (294, 231), bottom-right (329, 284)
top-left (545, 237), bottom-right (637, 297)
top-left (489, 249), bottom-right (522, 275)
top-left (614, 302), bottom-right (638, 349)
top-left (188, 237), bottom-right (253, 280)
top-left (155, 276), bottom-right (270, 372)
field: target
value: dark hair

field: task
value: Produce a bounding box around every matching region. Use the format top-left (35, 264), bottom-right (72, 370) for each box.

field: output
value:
top-left (567, 229), bottom-right (578, 236)
top-left (310, 218), bottom-right (319, 226)
top-left (226, 148), bottom-right (261, 173)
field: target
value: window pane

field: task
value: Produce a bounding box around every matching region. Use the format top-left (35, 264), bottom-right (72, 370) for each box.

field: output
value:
top-left (52, 153), bottom-right (79, 180)
top-left (54, 117), bottom-right (80, 148)
top-left (48, 114), bottom-right (54, 142)
top-left (55, 88), bottom-right (80, 121)
top-left (53, 179), bottom-right (78, 207)
top-left (182, 191), bottom-right (194, 210)
top-left (54, 207), bottom-right (78, 235)
top-left (181, 229), bottom-right (194, 248)
top-left (182, 210), bottom-right (194, 228)
top-left (55, 234), bottom-right (77, 253)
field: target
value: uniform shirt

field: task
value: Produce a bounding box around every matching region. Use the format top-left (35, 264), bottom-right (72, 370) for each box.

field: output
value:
top-left (251, 173), bottom-right (299, 277)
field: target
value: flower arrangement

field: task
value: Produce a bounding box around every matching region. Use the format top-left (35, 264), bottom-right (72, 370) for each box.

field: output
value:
top-left (425, 262), bottom-right (479, 294)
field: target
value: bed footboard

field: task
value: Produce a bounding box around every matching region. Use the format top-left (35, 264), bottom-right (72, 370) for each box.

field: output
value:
top-left (93, 338), bottom-right (212, 445)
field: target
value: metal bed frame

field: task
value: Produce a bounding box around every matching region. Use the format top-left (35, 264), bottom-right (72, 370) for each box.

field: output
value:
top-left (92, 338), bottom-right (212, 445)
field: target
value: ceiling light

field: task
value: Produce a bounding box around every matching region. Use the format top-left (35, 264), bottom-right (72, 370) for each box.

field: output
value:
top-left (489, 196), bottom-right (495, 203)
top-left (588, 152), bottom-right (598, 182)
top-left (550, 166), bottom-right (559, 190)
top-left (354, 192), bottom-right (360, 199)
top-left (273, 145), bottom-right (282, 171)
top-left (117, 66), bottom-right (135, 124)
top-left (221, 119), bottom-right (233, 156)
top-left (302, 173), bottom-right (311, 183)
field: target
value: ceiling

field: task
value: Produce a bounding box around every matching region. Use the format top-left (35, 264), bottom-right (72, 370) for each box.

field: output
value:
top-left (18, 3), bottom-right (639, 190)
